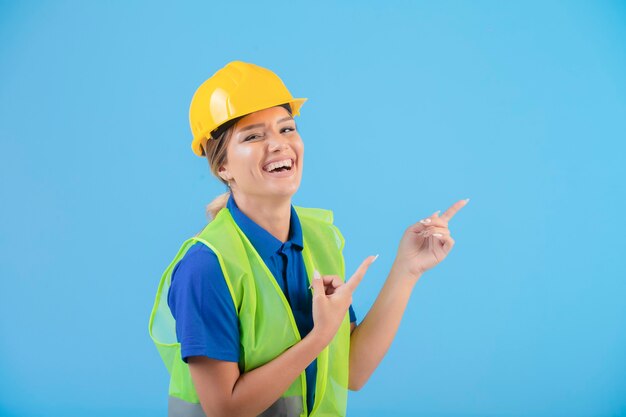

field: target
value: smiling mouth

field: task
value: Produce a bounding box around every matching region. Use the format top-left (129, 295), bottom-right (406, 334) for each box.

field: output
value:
top-left (262, 158), bottom-right (295, 173)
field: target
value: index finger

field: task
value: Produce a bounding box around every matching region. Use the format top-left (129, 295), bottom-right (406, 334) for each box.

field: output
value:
top-left (439, 198), bottom-right (470, 222)
top-left (344, 255), bottom-right (378, 293)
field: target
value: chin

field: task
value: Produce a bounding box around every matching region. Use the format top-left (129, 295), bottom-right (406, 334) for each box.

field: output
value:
top-left (269, 183), bottom-right (300, 198)
top-left (274, 187), bottom-right (299, 198)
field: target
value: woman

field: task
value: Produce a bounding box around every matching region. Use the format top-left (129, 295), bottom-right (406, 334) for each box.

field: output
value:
top-left (149, 61), bottom-right (469, 417)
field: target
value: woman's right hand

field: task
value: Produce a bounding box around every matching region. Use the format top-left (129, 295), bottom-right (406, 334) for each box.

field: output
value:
top-left (310, 255), bottom-right (378, 346)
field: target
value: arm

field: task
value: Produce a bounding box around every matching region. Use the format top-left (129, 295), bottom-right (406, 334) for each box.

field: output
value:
top-left (189, 329), bottom-right (328, 417)
top-left (348, 261), bottom-right (421, 391)
top-left (170, 247), bottom-right (330, 417)
top-left (192, 263), bottom-right (371, 416)
top-left (348, 199), bottom-right (468, 391)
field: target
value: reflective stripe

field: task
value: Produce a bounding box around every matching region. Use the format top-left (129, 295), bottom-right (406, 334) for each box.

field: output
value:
top-left (168, 395), bottom-right (303, 417)
top-left (258, 396), bottom-right (303, 417)
top-left (168, 395), bottom-right (206, 417)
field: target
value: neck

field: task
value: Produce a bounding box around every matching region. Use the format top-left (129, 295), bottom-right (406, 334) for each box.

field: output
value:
top-left (231, 191), bottom-right (292, 243)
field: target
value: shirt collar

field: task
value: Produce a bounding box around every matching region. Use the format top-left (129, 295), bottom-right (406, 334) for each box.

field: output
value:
top-left (227, 193), bottom-right (304, 259)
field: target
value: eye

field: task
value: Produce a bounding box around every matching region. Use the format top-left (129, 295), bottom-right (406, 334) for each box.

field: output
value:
top-left (281, 125), bottom-right (296, 133)
top-left (244, 134), bottom-right (262, 142)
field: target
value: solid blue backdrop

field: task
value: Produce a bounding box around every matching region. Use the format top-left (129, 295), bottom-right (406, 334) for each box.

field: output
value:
top-left (1, 1), bottom-right (625, 416)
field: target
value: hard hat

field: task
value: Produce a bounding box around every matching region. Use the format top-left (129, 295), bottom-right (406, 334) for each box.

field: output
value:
top-left (189, 61), bottom-right (307, 157)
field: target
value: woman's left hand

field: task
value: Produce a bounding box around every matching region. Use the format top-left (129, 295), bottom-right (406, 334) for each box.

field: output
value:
top-left (394, 198), bottom-right (469, 280)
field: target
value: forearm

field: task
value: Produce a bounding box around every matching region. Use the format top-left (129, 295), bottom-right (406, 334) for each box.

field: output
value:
top-left (229, 330), bottom-right (328, 417)
top-left (349, 261), bottom-right (420, 390)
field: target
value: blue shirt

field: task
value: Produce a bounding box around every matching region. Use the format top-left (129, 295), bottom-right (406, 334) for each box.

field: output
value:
top-left (168, 193), bottom-right (356, 415)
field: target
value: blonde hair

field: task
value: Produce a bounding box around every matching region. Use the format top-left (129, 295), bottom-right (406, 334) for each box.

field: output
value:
top-left (202, 126), bottom-right (236, 221)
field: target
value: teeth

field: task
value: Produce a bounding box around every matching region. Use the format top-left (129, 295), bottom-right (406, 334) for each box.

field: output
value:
top-left (264, 159), bottom-right (293, 172)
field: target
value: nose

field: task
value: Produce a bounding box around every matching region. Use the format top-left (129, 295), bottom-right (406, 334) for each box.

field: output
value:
top-left (267, 128), bottom-right (290, 152)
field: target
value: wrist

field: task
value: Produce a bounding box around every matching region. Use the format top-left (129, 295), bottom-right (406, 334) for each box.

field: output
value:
top-left (307, 327), bottom-right (332, 350)
top-left (391, 259), bottom-right (423, 284)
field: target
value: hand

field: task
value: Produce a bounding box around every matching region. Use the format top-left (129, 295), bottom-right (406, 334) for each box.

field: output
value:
top-left (310, 255), bottom-right (377, 346)
top-left (394, 198), bottom-right (469, 280)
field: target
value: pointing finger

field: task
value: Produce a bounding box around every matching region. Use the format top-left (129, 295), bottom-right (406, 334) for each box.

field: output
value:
top-left (345, 254), bottom-right (378, 293)
top-left (440, 198), bottom-right (469, 222)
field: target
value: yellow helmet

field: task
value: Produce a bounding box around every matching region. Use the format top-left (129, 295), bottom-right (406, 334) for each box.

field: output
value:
top-left (189, 61), bottom-right (307, 157)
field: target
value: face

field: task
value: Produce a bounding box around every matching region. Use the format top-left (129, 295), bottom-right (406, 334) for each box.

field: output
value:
top-left (218, 106), bottom-right (304, 201)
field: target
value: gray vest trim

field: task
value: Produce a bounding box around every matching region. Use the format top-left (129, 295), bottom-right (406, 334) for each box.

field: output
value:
top-left (168, 395), bottom-right (303, 417)
top-left (168, 395), bottom-right (206, 417)
top-left (258, 396), bottom-right (304, 417)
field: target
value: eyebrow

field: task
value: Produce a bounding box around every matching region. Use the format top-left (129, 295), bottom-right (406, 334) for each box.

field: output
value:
top-left (237, 116), bottom-right (294, 133)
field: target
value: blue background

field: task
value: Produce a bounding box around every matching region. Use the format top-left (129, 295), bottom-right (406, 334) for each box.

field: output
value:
top-left (1, 1), bottom-right (625, 416)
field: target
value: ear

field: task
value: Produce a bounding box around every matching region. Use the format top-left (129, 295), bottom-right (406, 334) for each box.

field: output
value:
top-left (218, 165), bottom-right (232, 182)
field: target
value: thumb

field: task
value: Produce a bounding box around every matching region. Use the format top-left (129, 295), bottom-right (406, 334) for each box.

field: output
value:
top-left (311, 270), bottom-right (325, 297)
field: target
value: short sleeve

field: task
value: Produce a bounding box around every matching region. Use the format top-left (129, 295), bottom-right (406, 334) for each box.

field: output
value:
top-left (167, 242), bottom-right (240, 363)
top-left (349, 304), bottom-right (357, 324)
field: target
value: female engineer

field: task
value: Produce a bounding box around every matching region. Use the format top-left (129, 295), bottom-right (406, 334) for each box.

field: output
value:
top-left (148, 60), bottom-right (469, 417)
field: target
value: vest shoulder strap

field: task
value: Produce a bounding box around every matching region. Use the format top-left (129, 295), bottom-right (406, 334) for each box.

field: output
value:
top-left (293, 205), bottom-right (334, 224)
top-left (294, 206), bottom-right (345, 251)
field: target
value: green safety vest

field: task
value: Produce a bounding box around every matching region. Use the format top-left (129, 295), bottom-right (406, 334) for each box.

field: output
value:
top-left (149, 205), bottom-right (351, 417)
